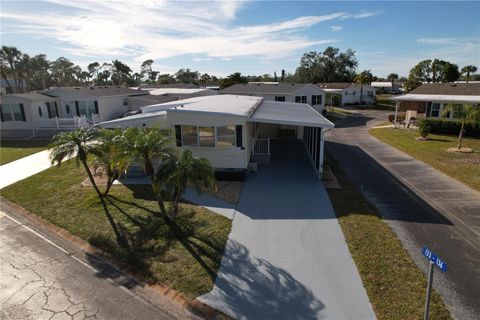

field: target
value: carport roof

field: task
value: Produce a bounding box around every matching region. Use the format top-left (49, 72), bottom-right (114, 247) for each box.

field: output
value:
top-left (249, 100), bottom-right (334, 128)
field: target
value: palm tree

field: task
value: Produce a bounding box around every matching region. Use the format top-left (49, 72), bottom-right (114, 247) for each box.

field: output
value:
top-left (387, 73), bottom-right (399, 92)
top-left (49, 128), bottom-right (128, 248)
top-left (121, 128), bottom-right (177, 217)
top-left (461, 65), bottom-right (477, 83)
top-left (354, 71), bottom-right (373, 104)
top-left (156, 149), bottom-right (214, 221)
top-left (92, 129), bottom-right (131, 197)
top-left (442, 104), bottom-right (480, 149)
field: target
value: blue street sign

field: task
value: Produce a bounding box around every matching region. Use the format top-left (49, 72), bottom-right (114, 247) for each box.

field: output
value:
top-left (422, 246), bottom-right (448, 273)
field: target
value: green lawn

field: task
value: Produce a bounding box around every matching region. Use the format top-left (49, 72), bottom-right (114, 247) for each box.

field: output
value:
top-left (370, 128), bottom-right (480, 192)
top-left (1, 161), bottom-right (232, 298)
top-left (1, 140), bottom-right (50, 165)
top-left (326, 156), bottom-right (451, 320)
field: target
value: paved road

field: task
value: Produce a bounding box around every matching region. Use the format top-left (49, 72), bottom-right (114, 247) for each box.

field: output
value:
top-left (199, 141), bottom-right (375, 320)
top-left (0, 210), bottom-right (197, 320)
top-left (325, 110), bottom-right (480, 320)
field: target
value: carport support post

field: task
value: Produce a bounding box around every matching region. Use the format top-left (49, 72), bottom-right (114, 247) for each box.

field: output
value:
top-left (318, 128), bottom-right (325, 179)
top-left (393, 100), bottom-right (399, 129)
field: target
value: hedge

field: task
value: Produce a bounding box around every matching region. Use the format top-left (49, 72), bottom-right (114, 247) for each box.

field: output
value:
top-left (418, 118), bottom-right (480, 138)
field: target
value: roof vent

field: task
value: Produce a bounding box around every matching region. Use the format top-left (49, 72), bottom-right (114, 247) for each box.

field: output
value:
top-left (75, 87), bottom-right (80, 90)
top-left (90, 86), bottom-right (94, 89)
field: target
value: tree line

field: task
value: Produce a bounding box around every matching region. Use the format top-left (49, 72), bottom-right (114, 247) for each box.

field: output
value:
top-left (1, 45), bottom-right (477, 93)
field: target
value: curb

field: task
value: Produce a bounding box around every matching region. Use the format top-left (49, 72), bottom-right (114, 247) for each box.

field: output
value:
top-left (0, 196), bottom-right (231, 320)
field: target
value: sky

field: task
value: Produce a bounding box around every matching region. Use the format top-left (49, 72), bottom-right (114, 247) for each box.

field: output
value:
top-left (1, 0), bottom-right (479, 78)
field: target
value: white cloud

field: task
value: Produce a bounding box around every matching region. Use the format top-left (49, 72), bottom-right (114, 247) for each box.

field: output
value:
top-left (417, 38), bottom-right (458, 45)
top-left (329, 25), bottom-right (343, 32)
top-left (1, 1), bottom-right (380, 66)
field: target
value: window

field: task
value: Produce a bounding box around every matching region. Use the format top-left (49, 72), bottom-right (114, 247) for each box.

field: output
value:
top-left (66, 104), bottom-right (70, 114)
top-left (275, 96), bottom-right (285, 102)
top-left (78, 101), bottom-right (97, 116)
top-left (295, 96), bottom-right (307, 103)
top-left (2, 105), bottom-right (13, 121)
top-left (345, 91), bottom-right (355, 96)
top-left (199, 127), bottom-right (215, 147)
top-left (181, 126), bottom-right (197, 146)
top-left (430, 103), bottom-right (440, 117)
top-left (1, 103), bottom-right (24, 122)
top-left (46, 102), bottom-right (57, 118)
top-left (216, 125), bottom-right (236, 147)
top-left (367, 91), bottom-right (374, 98)
top-left (311, 95), bottom-right (322, 105)
top-left (38, 107), bottom-right (43, 117)
top-left (123, 97), bottom-right (128, 106)
top-left (452, 104), bottom-right (463, 119)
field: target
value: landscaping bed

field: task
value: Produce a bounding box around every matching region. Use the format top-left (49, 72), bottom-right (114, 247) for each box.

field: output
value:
top-left (369, 128), bottom-right (480, 192)
top-left (0, 139), bottom-right (50, 165)
top-left (326, 156), bottom-right (451, 320)
top-left (1, 161), bottom-right (232, 298)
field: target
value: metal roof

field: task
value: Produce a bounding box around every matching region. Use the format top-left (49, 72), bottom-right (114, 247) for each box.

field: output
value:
top-left (40, 86), bottom-right (146, 97)
top-left (98, 111), bottom-right (168, 129)
top-left (409, 83), bottom-right (480, 96)
top-left (0, 92), bottom-right (57, 101)
top-left (162, 94), bottom-right (263, 117)
top-left (393, 94), bottom-right (480, 103)
top-left (249, 101), bottom-right (334, 128)
top-left (220, 83), bottom-right (321, 95)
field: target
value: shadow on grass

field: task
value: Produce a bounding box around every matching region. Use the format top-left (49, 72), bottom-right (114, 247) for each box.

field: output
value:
top-left (96, 194), bottom-right (223, 283)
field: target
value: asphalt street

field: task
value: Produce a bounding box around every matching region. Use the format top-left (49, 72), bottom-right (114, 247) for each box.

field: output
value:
top-left (325, 110), bottom-right (480, 320)
top-left (0, 210), bottom-right (197, 320)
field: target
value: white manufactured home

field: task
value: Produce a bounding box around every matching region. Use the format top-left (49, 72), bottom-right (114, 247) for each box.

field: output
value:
top-left (317, 83), bottom-right (375, 105)
top-left (99, 95), bottom-right (334, 179)
top-left (219, 83), bottom-right (326, 113)
top-left (0, 93), bottom-right (64, 138)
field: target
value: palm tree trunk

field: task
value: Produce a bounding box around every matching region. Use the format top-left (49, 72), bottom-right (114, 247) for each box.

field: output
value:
top-left (457, 121), bottom-right (465, 149)
top-left (81, 160), bottom-right (103, 197)
top-left (150, 176), bottom-right (168, 217)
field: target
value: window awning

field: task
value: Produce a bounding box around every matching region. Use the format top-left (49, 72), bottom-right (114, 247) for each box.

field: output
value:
top-left (249, 101), bottom-right (334, 128)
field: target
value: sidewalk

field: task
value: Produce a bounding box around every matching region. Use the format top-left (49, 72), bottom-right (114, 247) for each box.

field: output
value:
top-left (0, 150), bottom-right (53, 189)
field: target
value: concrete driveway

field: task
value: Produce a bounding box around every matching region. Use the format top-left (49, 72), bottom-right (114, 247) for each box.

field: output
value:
top-left (199, 141), bottom-right (375, 320)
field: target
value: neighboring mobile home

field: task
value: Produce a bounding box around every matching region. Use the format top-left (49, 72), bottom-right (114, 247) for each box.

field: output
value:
top-left (219, 83), bottom-right (326, 113)
top-left (392, 83), bottom-right (480, 123)
top-left (317, 83), bottom-right (375, 105)
top-left (99, 95), bottom-right (334, 180)
top-left (0, 93), bottom-right (62, 138)
top-left (40, 86), bottom-right (148, 123)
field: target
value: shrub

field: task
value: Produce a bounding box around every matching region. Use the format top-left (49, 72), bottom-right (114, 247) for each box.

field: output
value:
top-left (418, 119), bottom-right (431, 138)
top-left (419, 118), bottom-right (480, 138)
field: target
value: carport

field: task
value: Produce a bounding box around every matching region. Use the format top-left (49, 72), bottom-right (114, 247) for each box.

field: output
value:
top-left (248, 100), bottom-right (334, 178)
